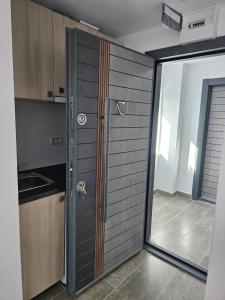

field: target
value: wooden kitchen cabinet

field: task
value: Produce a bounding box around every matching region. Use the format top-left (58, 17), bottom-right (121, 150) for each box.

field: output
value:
top-left (11, 0), bottom-right (116, 101)
top-left (11, 0), bottom-right (31, 99)
top-left (28, 1), bottom-right (54, 101)
top-left (19, 193), bottom-right (65, 299)
top-left (53, 13), bottom-right (76, 97)
top-left (11, 0), bottom-right (54, 101)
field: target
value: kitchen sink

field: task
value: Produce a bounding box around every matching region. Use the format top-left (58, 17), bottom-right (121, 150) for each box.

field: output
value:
top-left (18, 172), bottom-right (54, 193)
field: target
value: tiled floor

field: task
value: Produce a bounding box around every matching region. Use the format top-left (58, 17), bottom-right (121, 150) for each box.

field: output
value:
top-left (150, 193), bottom-right (216, 269)
top-left (34, 250), bottom-right (206, 300)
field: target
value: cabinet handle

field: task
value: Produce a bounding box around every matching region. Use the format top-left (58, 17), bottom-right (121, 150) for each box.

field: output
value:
top-left (59, 87), bottom-right (65, 94)
top-left (47, 91), bottom-right (53, 98)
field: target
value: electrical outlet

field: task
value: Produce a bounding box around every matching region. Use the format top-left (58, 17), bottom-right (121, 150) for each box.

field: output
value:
top-left (50, 136), bottom-right (64, 146)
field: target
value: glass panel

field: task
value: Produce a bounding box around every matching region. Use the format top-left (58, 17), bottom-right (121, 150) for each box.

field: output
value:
top-left (148, 57), bottom-right (222, 271)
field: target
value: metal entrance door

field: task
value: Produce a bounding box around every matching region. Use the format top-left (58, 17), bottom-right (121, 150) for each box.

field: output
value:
top-left (67, 29), bottom-right (155, 294)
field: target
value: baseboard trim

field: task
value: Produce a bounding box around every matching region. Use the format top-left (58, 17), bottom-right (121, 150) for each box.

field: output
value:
top-left (176, 191), bottom-right (191, 199)
top-left (154, 189), bottom-right (175, 197)
top-left (154, 189), bottom-right (191, 199)
top-left (200, 196), bottom-right (216, 204)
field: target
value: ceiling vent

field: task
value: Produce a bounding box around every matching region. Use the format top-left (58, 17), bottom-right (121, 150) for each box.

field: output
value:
top-left (162, 3), bottom-right (183, 32)
top-left (180, 6), bottom-right (218, 44)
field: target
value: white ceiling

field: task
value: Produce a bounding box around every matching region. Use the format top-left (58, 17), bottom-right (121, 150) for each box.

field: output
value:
top-left (35, 0), bottom-right (224, 37)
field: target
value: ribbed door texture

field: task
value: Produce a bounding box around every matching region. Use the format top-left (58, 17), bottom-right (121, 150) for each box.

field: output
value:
top-left (75, 31), bottom-right (99, 290)
top-left (201, 85), bottom-right (225, 202)
top-left (68, 30), bottom-right (155, 293)
top-left (104, 44), bottom-right (154, 272)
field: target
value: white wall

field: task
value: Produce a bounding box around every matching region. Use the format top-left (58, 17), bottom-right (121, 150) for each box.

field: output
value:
top-left (118, 4), bottom-right (225, 53)
top-left (154, 55), bottom-right (225, 195)
top-left (0, 0), bottom-right (23, 299)
top-left (177, 56), bottom-right (225, 195)
top-left (154, 63), bottom-right (183, 193)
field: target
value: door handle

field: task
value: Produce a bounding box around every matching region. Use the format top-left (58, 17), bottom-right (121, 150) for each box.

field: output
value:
top-left (102, 96), bottom-right (110, 223)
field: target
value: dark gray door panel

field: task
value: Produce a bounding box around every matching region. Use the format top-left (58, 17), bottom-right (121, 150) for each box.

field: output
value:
top-left (110, 55), bottom-right (153, 79)
top-left (109, 85), bottom-right (152, 103)
top-left (104, 44), bottom-right (154, 273)
top-left (67, 29), bottom-right (100, 294)
top-left (110, 44), bottom-right (154, 67)
top-left (109, 139), bottom-right (149, 154)
top-left (108, 150), bottom-right (148, 167)
top-left (108, 171), bottom-right (147, 192)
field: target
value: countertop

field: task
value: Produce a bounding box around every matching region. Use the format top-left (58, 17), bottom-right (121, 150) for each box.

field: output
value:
top-left (18, 164), bottom-right (66, 205)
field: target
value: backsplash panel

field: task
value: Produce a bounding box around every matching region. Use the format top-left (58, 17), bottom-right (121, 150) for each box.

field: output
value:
top-left (15, 100), bottom-right (66, 171)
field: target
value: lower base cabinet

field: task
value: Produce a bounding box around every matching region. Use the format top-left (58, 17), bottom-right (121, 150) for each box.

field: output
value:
top-left (19, 192), bottom-right (65, 299)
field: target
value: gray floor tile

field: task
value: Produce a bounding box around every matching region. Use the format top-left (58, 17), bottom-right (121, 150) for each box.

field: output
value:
top-left (150, 194), bottom-right (216, 269)
top-left (33, 282), bottom-right (65, 300)
top-left (151, 218), bottom-right (193, 241)
top-left (54, 280), bottom-right (113, 300)
top-left (105, 250), bottom-right (149, 288)
top-left (182, 232), bottom-right (212, 251)
top-left (178, 207), bottom-right (205, 223)
top-left (153, 195), bottom-right (172, 211)
top-left (53, 290), bottom-right (75, 300)
top-left (151, 234), bottom-right (181, 252)
top-left (106, 270), bottom-right (163, 300)
top-left (138, 254), bottom-right (177, 286)
top-left (157, 270), bottom-right (206, 300)
top-left (153, 203), bottom-right (182, 223)
top-left (201, 209), bottom-right (216, 222)
top-left (200, 255), bottom-right (210, 269)
top-left (169, 196), bottom-right (192, 209)
top-left (151, 219), bottom-right (164, 235)
top-left (33, 250), bottom-right (207, 300)
top-left (78, 279), bottom-right (114, 300)
top-left (191, 222), bottom-right (214, 240)
top-left (151, 235), bottom-right (203, 265)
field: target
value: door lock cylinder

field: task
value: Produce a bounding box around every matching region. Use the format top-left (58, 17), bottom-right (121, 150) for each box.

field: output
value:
top-left (76, 180), bottom-right (87, 195)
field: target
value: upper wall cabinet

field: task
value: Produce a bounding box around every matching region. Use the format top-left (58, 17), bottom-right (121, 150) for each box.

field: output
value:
top-left (28, 2), bottom-right (54, 101)
top-left (11, 0), bottom-right (54, 101)
top-left (11, 0), bottom-right (31, 99)
top-left (53, 14), bottom-right (76, 97)
top-left (11, 0), bottom-right (116, 101)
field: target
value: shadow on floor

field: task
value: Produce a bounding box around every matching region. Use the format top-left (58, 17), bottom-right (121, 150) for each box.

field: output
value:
top-left (34, 249), bottom-right (205, 300)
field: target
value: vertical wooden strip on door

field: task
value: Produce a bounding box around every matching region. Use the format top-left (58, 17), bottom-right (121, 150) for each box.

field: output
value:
top-left (104, 44), bottom-right (154, 272)
top-left (95, 40), bottom-right (109, 278)
top-left (201, 85), bottom-right (225, 202)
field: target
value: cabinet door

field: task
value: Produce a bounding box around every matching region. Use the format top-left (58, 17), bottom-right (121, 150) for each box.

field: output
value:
top-left (19, 193), bottom-right (65, 299)
top-left (11, 0), bottom-right (31, 99)
top-left (28, 1), bottom-right (54, 101)
top-left (53, 14), bottom-right (76, 97)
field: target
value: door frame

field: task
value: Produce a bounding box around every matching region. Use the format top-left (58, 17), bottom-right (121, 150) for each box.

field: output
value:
top-left (192, 78), bottom-right (225, 201)
top-left (66, 28), bottom-right (78, 295)
top-left (144, 45), bottom-right (225, 280)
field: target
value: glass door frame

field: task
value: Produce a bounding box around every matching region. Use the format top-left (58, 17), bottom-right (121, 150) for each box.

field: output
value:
top-left (144, 50), bottom-right (225, 282)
